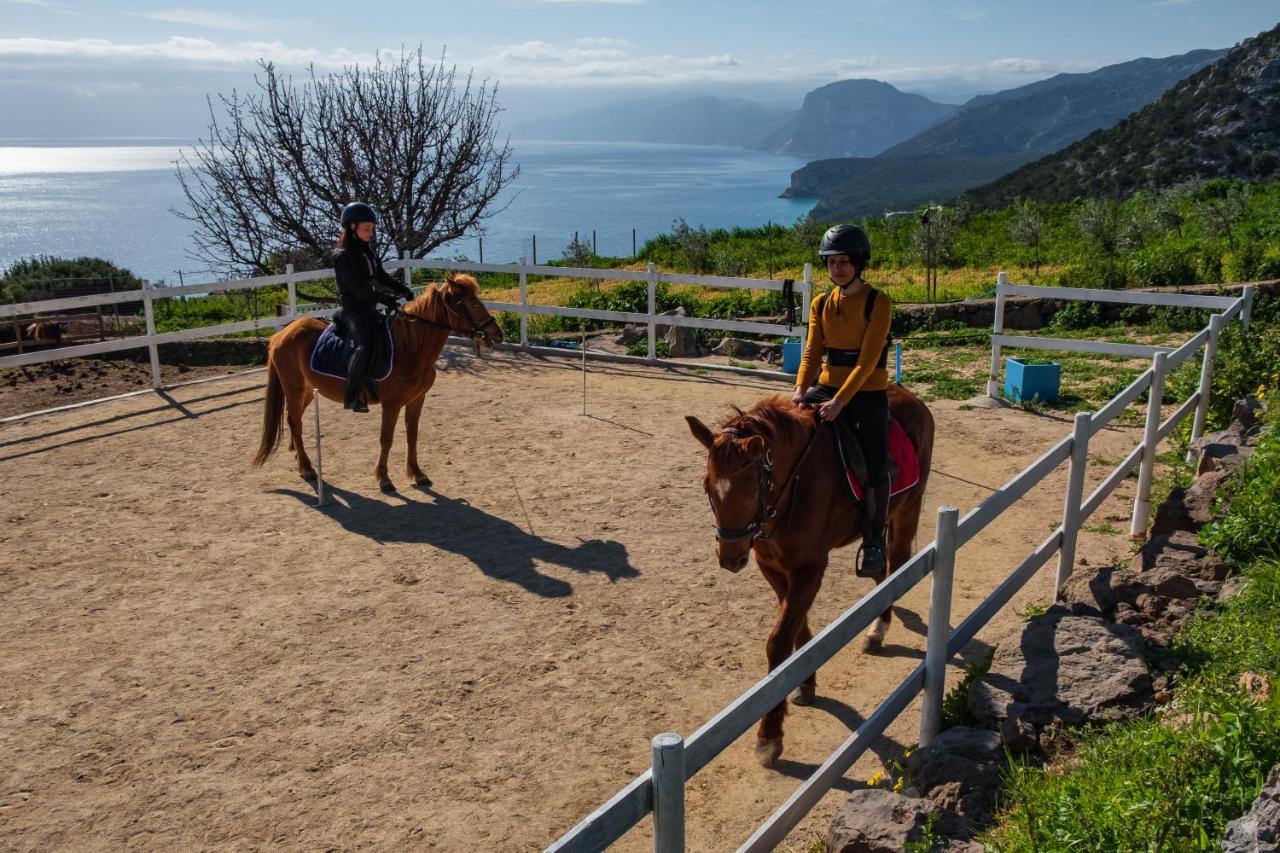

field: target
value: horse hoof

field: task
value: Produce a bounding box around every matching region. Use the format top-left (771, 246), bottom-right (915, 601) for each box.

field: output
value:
top-left (862, 633), bottom-right (883, 653)
top-left (379, 480), bottom-right (396, 494)
top-left (789, 683), bottom-right (816, 706)
top-left (301, 470), bottom-right (317, 483)
top-left (755, 737), bottom-right (783, 768)
top-left (413, 474), bottom-right (433, 488)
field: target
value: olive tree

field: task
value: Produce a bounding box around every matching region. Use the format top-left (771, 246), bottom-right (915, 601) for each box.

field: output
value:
top-left (174, 47), bottom-right (517, 276)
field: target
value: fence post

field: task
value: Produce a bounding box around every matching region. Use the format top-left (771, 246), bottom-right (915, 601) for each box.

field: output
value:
top-left (1057, 412), bottom-right (1092, 592)
top-left (799, 263), bottom-right (813, 356)
top-left (532, 234), bottom-right (538, 265)
top-left (647, 262), bottom-right (657, 362)
top-left (920, 506), bottom-right (959, 747)
top-left (142, 279), bottom-right (162, 390)
top-left (518, 256), bottom-right (529, 349)
top-left (1186, 312), bottom-right (1225, 464)
top-left (1242, 285), bottom-right (1255, 331)
top-left (286, 263), bottom-right (297, 316)
top-left (652, 733), bottom-right (685, 853)
top-left (1131, 351), bottom-right (1168, 538)
top-left (401, 250), bottom-right (412, 291)
top-left (987, 271), bottom-right (1008, 399)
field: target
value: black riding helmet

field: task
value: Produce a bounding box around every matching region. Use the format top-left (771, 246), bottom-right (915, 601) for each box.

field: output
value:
top-left (818, 224), bottom-right (871, 266)
top-left (340, 202), bottom-right (378, 227)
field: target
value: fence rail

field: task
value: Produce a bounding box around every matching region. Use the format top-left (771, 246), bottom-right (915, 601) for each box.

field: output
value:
top-left (0, 259), bottom-right (813, 382)
top-left (548, 276), bottom-right (1253, 852)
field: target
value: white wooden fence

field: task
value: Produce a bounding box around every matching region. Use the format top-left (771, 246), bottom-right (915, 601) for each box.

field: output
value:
top-left (0, 258), bottom-right (812, 382)
top-left (547, 278), bottom-right (1255, 852)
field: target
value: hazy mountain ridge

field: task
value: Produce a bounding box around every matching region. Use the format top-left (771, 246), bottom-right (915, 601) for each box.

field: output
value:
top-left (753, 79), bottom-right (958, 158)
top-left (964, 24), bottom-right (1280, 208)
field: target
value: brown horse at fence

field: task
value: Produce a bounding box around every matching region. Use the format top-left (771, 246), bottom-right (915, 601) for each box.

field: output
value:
top-left (685, 384), bottom-right (934, 767)
top-left (253, 272), bottom-right (503, 491)
top-left (24, 321), bottom-right (64, 346)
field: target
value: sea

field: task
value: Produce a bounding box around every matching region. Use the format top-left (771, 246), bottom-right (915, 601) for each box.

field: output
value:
top-left (0, 139), bottom-right (813, 285)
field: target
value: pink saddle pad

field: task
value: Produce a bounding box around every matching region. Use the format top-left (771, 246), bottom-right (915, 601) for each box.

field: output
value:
top-left (837, 418), bottom-right (921, 501)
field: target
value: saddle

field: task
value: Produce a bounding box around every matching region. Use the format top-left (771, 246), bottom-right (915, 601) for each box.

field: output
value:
top-left (309, 312), bottom-right (396, 382)
top-left (833, 418), bottom-right (921, 503)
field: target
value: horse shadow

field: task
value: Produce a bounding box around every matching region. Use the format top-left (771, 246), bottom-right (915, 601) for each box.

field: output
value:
top-left (272, 484), bottom-right (639, 599)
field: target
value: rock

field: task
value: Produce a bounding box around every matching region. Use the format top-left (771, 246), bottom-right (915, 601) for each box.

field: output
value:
top-left (711, 337), bottom-right (777, 360)
top-left (615, 324), bottom-right (646, 346)
top-left (1222, 763), bottom-right (1280, 852)
top-left (657, 307), bottom-right (700, 357)
top-left (826, 789), bottom-right (980, 853)
top-left (967, 614), bottom-right (1153, 753)
top-left (1232, 395), bottom-right (1266, 436)
top-left (905, 727), bottom-right (1006, 827)
top-left (1058, 566), bottom-right (1130, 616)
top-left (1131, 531), bottom-right (1230, 582)
top-left (1150, 469), bottom-right (1230, 536)
top-left (1218, 574), bottom-right (1249, 604)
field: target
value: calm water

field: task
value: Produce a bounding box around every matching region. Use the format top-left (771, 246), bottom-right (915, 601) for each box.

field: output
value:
top-left (0, 139), bottom-right (812, 284)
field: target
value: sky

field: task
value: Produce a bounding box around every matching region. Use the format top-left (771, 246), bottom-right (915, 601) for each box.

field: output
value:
top-left (1, 0), bottom-right (1277, 138)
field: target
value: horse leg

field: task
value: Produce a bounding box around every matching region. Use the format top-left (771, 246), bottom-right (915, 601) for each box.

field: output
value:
top-left (375, 402), bottom-right (402, 492)
top-left (286, 387), bottom-right (316, 481)
top-left (756, 563), bottom-right (822, 768)
top-left (403, 393), bottom-right (431, 488)
top-left (862, 517), bottom-right (893, 653)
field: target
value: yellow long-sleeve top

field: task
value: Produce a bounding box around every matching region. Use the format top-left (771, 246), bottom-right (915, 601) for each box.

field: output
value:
top-left (796, 285), bottom-right (892, 404)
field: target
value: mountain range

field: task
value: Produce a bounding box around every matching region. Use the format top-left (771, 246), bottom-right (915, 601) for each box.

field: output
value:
top-left (963, 23), bottom-right (1280, 209)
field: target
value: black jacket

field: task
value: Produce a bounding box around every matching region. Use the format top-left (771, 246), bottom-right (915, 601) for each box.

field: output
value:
top-left (333, 239), bottom-right (413, 309)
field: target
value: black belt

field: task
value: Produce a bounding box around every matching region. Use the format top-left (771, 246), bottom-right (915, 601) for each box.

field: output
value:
top-left (824, 347), bottom-right (862, 367)
top-left (825, 345), bottom-right (889, 369)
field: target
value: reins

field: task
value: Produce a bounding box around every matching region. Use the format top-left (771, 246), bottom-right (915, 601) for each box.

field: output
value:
top-left (711, 418), bottom-right (826, 545)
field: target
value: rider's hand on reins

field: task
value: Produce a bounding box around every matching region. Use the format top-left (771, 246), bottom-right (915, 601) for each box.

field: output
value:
top-left (818, 398), bottom-right (845, 422)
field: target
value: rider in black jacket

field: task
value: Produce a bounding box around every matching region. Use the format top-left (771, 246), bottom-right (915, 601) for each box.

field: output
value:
top-left (332, 202), bottom-right (414, 412)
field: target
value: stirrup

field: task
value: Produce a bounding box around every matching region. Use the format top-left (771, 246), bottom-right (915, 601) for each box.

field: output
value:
top-left (855, 541), bottom-right (886, 578)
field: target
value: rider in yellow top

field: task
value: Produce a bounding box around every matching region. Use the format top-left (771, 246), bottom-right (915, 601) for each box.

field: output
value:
top-left (793, 224), bottom-right (893, 576)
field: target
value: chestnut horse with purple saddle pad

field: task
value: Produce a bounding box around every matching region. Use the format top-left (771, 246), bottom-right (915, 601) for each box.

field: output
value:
top-left (253, 273), bottom-right (503, 492)
top-left (686, 384), bottom-right (934, 767)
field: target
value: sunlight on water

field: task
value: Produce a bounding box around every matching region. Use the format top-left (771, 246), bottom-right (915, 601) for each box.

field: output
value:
top-left (0, 146), bottom-right (188, 176)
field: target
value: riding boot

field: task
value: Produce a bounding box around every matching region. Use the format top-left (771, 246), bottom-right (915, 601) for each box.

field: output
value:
top-left (857, 477), bottom-right (891, 578)
top-left (344, 346), bottom-right (371, 413)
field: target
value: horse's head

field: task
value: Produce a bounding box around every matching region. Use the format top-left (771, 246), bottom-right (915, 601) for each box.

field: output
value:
top-left (686, 414), bottom-right (772, 573)
top-left (439, 272), bottom-right (504, 351)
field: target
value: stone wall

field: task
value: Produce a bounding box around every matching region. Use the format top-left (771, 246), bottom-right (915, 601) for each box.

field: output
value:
top-left (104, 338), bottom-right (269, 367)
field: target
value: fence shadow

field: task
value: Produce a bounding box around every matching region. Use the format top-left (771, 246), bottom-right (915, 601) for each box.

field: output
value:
top-left (272, 483), bottom-right (639, 599)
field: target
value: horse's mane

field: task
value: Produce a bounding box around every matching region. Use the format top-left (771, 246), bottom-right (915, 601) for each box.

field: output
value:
top-left (711, 395), bottom-right (815, 469)
top-left (392, 272), bottom-right (480, 351)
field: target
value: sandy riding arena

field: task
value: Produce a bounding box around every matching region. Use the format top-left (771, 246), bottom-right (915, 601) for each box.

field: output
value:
top-left (1, 349), bottom-right (1153, 850)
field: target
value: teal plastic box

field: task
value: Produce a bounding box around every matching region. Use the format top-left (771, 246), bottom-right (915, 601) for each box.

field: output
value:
top-left (1004, 357), bottom-right (1061, 403)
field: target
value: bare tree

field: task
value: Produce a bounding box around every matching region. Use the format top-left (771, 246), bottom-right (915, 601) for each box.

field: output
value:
top-left (173, 47), bottom-right (518, 276)
top-left (1010, 199), bottom-right (1045, 276)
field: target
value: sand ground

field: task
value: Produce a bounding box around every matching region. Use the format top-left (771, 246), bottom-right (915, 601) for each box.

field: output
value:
top-left (0, 348), bottom-right (1157, 851)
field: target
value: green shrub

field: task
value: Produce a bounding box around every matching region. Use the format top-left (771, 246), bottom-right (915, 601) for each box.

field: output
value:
top-left (1, 255), bottom-right (145, 303)
top-left (1200, 410), bottom-right (1280, 563)
top-left (1047, 299), bottom-right (1102, 331)
top-left (1127, 243), bottom-right (1197, 287)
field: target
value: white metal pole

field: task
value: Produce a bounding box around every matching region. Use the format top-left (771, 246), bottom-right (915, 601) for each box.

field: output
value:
top-left (920, 506), bottom-right (959, 747)
top-left (647, 262), bottom-right (658, 362)
top-left (519, 256), bottom-right (529, 349)
top-left (1186, 312), bottom-right (1224, 464)
top-left (581, 324), bottom-right (587, 417)
top-left (1056, 412), bottom-right (1092, 592)
top-left (987, 271), bottom-right (1008, 399)
top-left (1242, 285), bottom-right (1255, 331)
top-left (142, 279), bottom-right (162, 390)
top-left (401, 250), bottom-right (412, 291)
top-left (800, 262), bottom-right (813, 355)
top-left (651, 733), bottom-right (685, 853)
top-left (1131, 352), bottom-right (1167, 538)
top-left (313, 388), bottom-right (328, 508)
top-left (286, 263), bottom-right (297, 316)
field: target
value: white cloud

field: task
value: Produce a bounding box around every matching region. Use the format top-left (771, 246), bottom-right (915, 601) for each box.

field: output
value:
top-left (0, 36), bottom-right (378, 68)
top-left (575, 36), bottom-right (630, 47)
top-left (135, 10), bottom-right (293, 32)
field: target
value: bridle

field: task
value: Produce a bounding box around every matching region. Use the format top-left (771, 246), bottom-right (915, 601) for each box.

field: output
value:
top-left (396, 283), bottom-right (500, 345)
top-left (708, 421), bottom-right (825, 545)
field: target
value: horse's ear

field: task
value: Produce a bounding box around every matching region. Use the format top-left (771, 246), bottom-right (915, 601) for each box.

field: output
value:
top-left (685, 416), bottom-right (714, 450)
top-left (740, 435), bottom-right (766, 458)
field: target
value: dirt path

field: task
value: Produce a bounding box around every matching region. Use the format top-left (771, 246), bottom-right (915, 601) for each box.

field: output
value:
top-left (0, 349), bottom-right (1156, 850)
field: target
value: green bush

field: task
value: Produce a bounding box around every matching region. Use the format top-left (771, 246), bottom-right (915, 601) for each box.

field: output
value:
top-left (1047, 299), bottom-right (1103, 331)
top-left (1127, 243), bottom-right (1197, 287)
top-left (1, 255), bottom-right (145, 303)
top-left (1200, 409), bottom-right (1280, 563)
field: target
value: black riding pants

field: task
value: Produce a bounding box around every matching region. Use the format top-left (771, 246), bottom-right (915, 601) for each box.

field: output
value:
top-left (801, 385), bottom-right (889, 485)
top-left (338, 303), bottom-right (379, 354)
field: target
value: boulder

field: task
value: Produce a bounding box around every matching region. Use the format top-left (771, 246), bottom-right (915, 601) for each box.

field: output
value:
top-left (1193, 422), bottom-right (1255, 475)
top-left (1232, 395), bottom-right (1266, 436)
top-left (905, 727), bottom-right (1006, 827)
top-left (1150, 468), bottom-right (1230, 536)
top-left (1131, 531), bottom-right (1230, 582)
top-left (711, 337), bottom-right (776, 360)
top-left (827, 789), bottom-right (980, 853)
top-left (615, 324), bottom-right (646, 346)
top-left (1058, 566), bottom-right (1131, 617)
top-left (657, 307), bottom-right (700, 357)
top-left (967, 613), bottom-right (1153, 753)
top-left (1222, 763), bottom-right (1280, 852)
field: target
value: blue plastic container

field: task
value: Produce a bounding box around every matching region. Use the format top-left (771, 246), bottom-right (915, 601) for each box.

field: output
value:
top-left (781, 339), bottom-right (802, 373)
top-left (1004, 357), bottom-right (1061, 403)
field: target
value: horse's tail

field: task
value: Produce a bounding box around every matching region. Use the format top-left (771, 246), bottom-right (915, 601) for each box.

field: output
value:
top-left (252, 359), bottom-right (285, 467)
